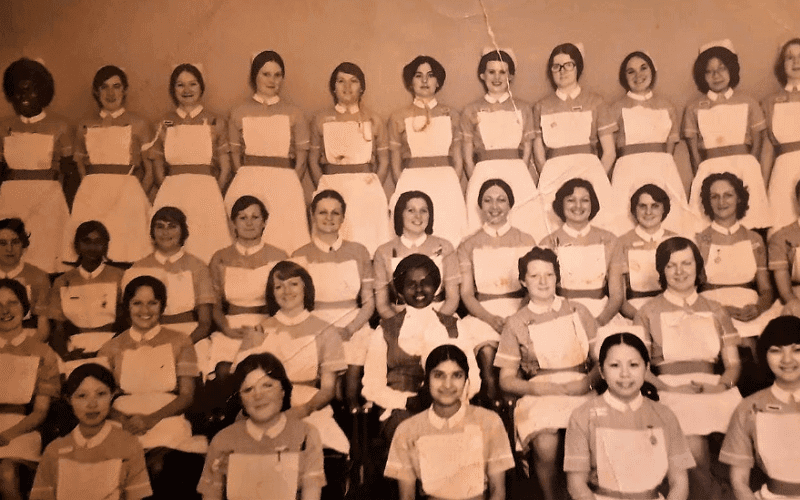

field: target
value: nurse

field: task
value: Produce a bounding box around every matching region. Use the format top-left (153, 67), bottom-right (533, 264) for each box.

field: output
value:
top-left (0, 58), bottom-right (71, 274)
top-left (388, 55), bottom-right (467, 249)
top-left (309, 62), bottom-right (392, 257)
top-left (225, 50), bottom-right (310, 255)
top-left (769, 180), bottom-right (800, 317)
top-left (150, 63), bottom-right (232, 264)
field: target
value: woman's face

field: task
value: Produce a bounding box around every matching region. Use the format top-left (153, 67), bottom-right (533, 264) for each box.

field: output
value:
top-left (152, 218), bottom-right (182, 253)
top-left (273, 275), bottom-right (305, 314)
top-left (429, 360), bottom-right (466, 408)
top-left (0, 229), bottom-right (24, 268)
top-left (174, 71), bottom-right (202, 108)
top-left (97, 75), bottom-right (125, 112)
top-left (255, 61), bottom-right (283, 97)
top-left (480, 185), bottom-right (511, 226)
top-left (334, 71), bottom-right (362, 106)
top-left (233, 204), bottom-right (266, 241)
top-left (551, 53), bottom-right (578, 89)
top-left (401, 267), bottom-right (437, 309)
top-left (402, 197), bottom-right (430, 238)
top-left (705, 57), bottom-right (731, 93)
top-left (563, 187), bottom-right (592, 226)
top-left (129, 285), bottom-right (161, 332)
top-left (602, 343), bottom-right (647, 402)
top-left (784, 43), bottom-right (800, 83)
top-left (664, 247), bottom-right (697, 294)
top-left (766, 343), bottom-right (800, 388)
top-left (709, 179), bottom-right (739, 222)
top-left (240, 368), bottom-right (284, 425)
top-left (0, 287), bottom-right (24, 334)
top-left (70, 376), bottom-right (112, 430)
top-left (77, 230), bottom-right (108, 264)
top-left (625, 56), bottom-right (653, 94)
top-left (412, 62), bottom-right (438, 99)
top-left (11, 79), bottom-right (43, 118)
top-left (523, 259), bottom-right (557, 304)
top-left (312, 197), bottom-right (344, 236)
top-left (480, 60), bottom-right (511, 95)
top-left (634, 193), bottom-right (665, 230)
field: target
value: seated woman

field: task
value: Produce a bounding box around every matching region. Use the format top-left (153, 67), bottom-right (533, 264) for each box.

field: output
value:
top-left (198, 352), bottom-right (325, 500)
top-left (495, 247), bottom-right (598, 500)
top-left (770, 179), bottom-right (800, 319)
top-left (385, 344), bottom-right (514, 500)
top-left (565, 333), bottom-right (694, 500)
top-left (31, 363), bottom-right (152, 500)
top-left (0, 278), bottom-right (60, 500)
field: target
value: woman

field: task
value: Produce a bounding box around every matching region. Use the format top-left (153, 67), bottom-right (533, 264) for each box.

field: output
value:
top-left (97, 275), bottom-right (206, 498)
top-left (225, 50), bottom-right (310, 255)
top-left (65, 65), bottom-right (153, 264)
top-left (763, 38), bottom-right (800, 232)
top-left (197, 353), bottom-right (325, 500)
top-left (769, 180), bottom-right (800, 317)
top-left (0, 58), bottom-right (71, 274)
top-left (385, 344), bottom-right (514, 500)
top-left (495, 247), bottom-right (598, 500)
top-left (0, 279), bottom-right (60, 500)
top-left (720, 316), bottom-right (800, 500)
top-left (635, 236), bottom-right (742, 500)
top-left (565, 333), bottom-right (694, 500)
top-left (461, 49), bottom-right (546, 242)
top-left (388, 55), bottom-right (467, 249)
top-left (309, 61), bottom-right (392, 257)
top-left (684, 40), bottom-right (771, 230)
top-left (609, 51), bottom-right (699, 236)
top-left (533, 43), bottom-right (618, 234)
top-left (150, 63), bottom-right (232, 264)
top-left (0, 218), bottom-right (51, 342)
top-left (374, 191), bottom-right (459, 320)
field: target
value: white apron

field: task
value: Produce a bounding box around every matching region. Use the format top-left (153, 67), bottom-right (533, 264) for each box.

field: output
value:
top-left (556, 243), bottom-right (608, 315)
top-left (594, 427), bottom-right (668, 500)
top-left (56, 458), bottom-right (122, 500)
top-left (60, 282), bottom-right (117, 353)
top-left (417, 425), bottom-right (485, 499)
top-left (627, 247), bottom-right (661, 312)
top-left (767, 102), bottom-right (800, 233)
top-left (227, 452), bottom-right (299, 500)
top-left (0, 353), bottom-right (41, 460)
top-left (754, 411), bottom-right (800, 499)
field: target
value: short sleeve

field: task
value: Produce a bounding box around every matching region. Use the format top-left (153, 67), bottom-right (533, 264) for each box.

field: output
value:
top-left (710, 301), bottom-right (740, 348)
top-left (175, 337), bottom-right (200, 377)
top-left (563, 403), bottom-right (592, 472)
top-left (659, 404), bottom-right (696, 471)
top-left (384, 419), bottom-right (419, 482)
top-left (354, 243), bottom-right (375, 284)
top-left (212, 114), bottom-right (231, 156)
top-left (749, 232), bottom-right (767, 270)
top-left (292, 107), bottom-right (310, 151)
top-left (596, 102), bottom-right (618, 137)
top-left (228, 107), bottom-right (243, 152)
top-left (440, 241), bottom-right (460, 284)
top-left (209, 252), bottom-right (226, 299)
top-left (197, 432), bottom-right (227, 500)
top-left (55, 120), bottom-right (74, 158)
top-left (460, 104), bottom-right (477, 141)
top-left (27, 268), bottom-right (52, 317)
top-left (373, 246), bottom-right (392, 290)
top-left (575, 304), bottom-right (599, 353)
top-left (448, 108), bottom-right (463, 145)
top-left (372, 113), bottom-right (389, 152)
top-left (747, 98), bottom-right (767, 133)
top-left (29, 443), bottom-right (58, 500)
top-left (122, 436), bottom-right (153, 500)
top-left (682, 103), bottom-right (699, 139)
top-left (719, 399), bottom-right (756, 469)
top-left (484, 411), bottom-right (515, 475)
top-left (35, 344), bottom-right (62, 399)
top-left (388, 111), bottom-right (405, 150)
top-left (532, 101), bottom-right (543, 137)
top-left (768, 229), bottom-right (792, 270)
top-left (299, 422), bottom-right (326, 491)
top-left (317, 329), bottom-right (347, 374)
top-left (46, 276), bottom-right (67, 321)
top-left (494, 317), bottom-right (524, 370)
top-left (521, 103), bottom-right (535, 141)
top-left (192, 260), bottom-right (217, 305)
top-left (666, 101), bottom-right (681, 144)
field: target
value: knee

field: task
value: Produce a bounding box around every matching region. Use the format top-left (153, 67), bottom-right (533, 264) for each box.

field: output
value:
top-left (0, 460), bottom-right (19, 495)
top-left (533, 430), bottom-right (561, 460)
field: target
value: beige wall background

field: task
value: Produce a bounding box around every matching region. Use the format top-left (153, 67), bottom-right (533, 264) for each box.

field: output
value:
top-left (1, 0), bottom-right (799, 191)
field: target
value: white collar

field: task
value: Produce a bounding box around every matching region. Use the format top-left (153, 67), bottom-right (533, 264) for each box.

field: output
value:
top-left (274, 309), bottom-right (310, 326)
top-left (245, 414), bottom-right (287, 441)
top-left (663, 289), bottom-right (698, 307)
top-left (312, 234), bottom-right (343, 253)
top-left (707, 88), bottom-right (734, 101)
top-left (154, 249), bottom-right (185, 264)
top-left (627, 90), bottom-right (653, 101)
top-left (176, 105), bottom-right (203, 119)
top-left (20, 111), bottom-right (46, 124)
top-left (603, 390), bottom-right (644, 412)
top-left (527, 296), bottom-right (563, 314)
top-left (235, 241), bottom-right (265, 256)
top-left (253, 94), bottom-right (280, 105)
top-left (72, 421), bottom-right (113, 449)
top-left (128, 325), bottom-right (162, 343)
top-left (413, 97), bottom-right (438, 109)
top-left (100, 108), bottom-right (125, 119)
top-left (400, 233), bottom-right (427, 249)
top-left (335, 103), bottom-right (360, 114)
top-left (785, 83), bottom-right (800, 92)
top-left (483, 92), bottom-right (510, 104)
top-left (482, 222), bottom-right (511, 238)
top-left (771, 384), bottom-right (800, 404)
top-left (78, 263), bottom-right (106, 280)
top-left (635, 225), bottom-right (664, 243)
top-left (0, 331), bottom-right (28, 349)
top-left (556, 85), bottom-right (582, 101)
top-left (710, 221), bottom-right (740, 235)
top-left (561, 223), bottom-right (591, 238)
top-left (0, 262), bottom-right (24, 279)
top-left (427, 403), bottom-right (466, 429)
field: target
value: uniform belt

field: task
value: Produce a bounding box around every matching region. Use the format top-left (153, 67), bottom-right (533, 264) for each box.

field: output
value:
top-left (243, 155), bottom-right (292, 168)
top-left (227, 304), bottom-right (268, 315)
top-left (703, 144), bottom-right (749, 159)
top-left (85, 164), bottom-right (133, 175)
top-left (161, 310), bottom-right (198, 324)
top-left (702, 281), bottom-right (757, 291)
top-left (477, 149), bottom-right (521, 162)
top-left (768, 478), bottom-right (800, 496)
top-left (536, 363), bottom-right (588, 375)
top-left (5, 168), bottom-right (59, 181)
top-left (558, 287), bottom-right (606, 300)
top-left (75, 324), bottom-right (116, 333)
top-left (0, 404), bottom-right (27, 415)
top-left (403, 156), bottom-right (451, 168)
top-left (322, 163), bottom-right (372, 174)
top-left (316, 299), bottom-right (359, 310)
top-left (591, 485), bottom-right (659, 500)
top-left (619, 142), bottom-right (668, 156)
top-left (778, 141), bottom-right (800, 157)
top-left (168, 164), bottom-right (214, 176)
top-left (656, 360), bottom-right (715, 375)
top-left (475, 290), bottom-right (526, 301)
top-left (547, 144), bottom-right (596, 159)
top-left (627, 289), bottom-right (662, 300)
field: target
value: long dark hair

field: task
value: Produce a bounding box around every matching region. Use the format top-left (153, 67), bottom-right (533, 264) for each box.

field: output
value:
top-left (595, 333), bottom-right (659, 401)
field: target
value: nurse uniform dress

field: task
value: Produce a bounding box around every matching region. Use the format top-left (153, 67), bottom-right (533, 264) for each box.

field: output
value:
top-left (564, 391), bottom-right (696, 500)
top-left (150, 106), bottom-right (232, 264)
top-left (608, 91), bottom-right (700, 236)
top-left (201, 242), bottom-right (287, 378)
top-left (763, 84), bottom-right (800, 232)
top-left (30, 421), bottom-right (152, 500)
top-left (0, 331), bottom-right (60, 463)
top-left (225, 95), bottom-right (310, 255)
top-left (235, 310), bottom-right (350, 454)
top-left (461, 93), bottom-right (547, 241)
top-left (292, 235), bottom-right (374, 366)
top-left (98, 325), bottom-right (207, 453)
top-left (634, 290), bottom-right (742, 436)
top-left (66, 108), bottom-right (153, 263)
top-left (310, 104), bottom-right (392, 257)
top-left (768, 219), bottom-right (800, 300)
top-left (458, 222), bottom-right (535, 349)
top-left (534, 87), bottom-right (619, 234)
top-left (0, 262), bottom-right (51, 339)
top-left (720, 384), bottom-right (800, 499)
top-left (697, 222), bottom-right (781, 339)
top-left (388, 98), bottom-right (467, 249)
top-left (683, 88), bottom-right (771, 229)
top-left (198, 414), bottom-right (325, 500)
top-left (494, 297), bottom-right (597, 449)
top-left (0, 111), bottom-right (71, 273)
top-left (385, 404), bottom-right (515, 500)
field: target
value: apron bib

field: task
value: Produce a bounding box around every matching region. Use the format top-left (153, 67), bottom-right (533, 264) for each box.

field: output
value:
top-left (60, 282), bottom-right (117, 329)
top-left (527, 313), bottom-right (589, 379)
top-left (57, 458), bottom-right (122, 500)
top-left (242, 115), bottom-right (291, 158)
top-left (703, 240), bottom-right (759, 307)
top-left (85, 126), bottom-right (132, 166)
top-left (659, 310), bottom-right (719, 362)
top-left (322, 121), bottom-right (373, 165)
top-left (756, 412), bottom-right (800, 483)
top-left (477, 110), bottom-right (523, 150)
top-left (306, 260), bottom-right (361, 303)
top-left (622, 107), bottom-right (672, 144)
top-left (224, 264), bottom-right (275, 307)
top-left (595, 427), bottom-right (668, 494)
top-left (3, 133), bottom-right (54, 170)
top-left (772, 102), bottom-right (800, 143)
top-left (258, 330), bottom-right (319, 382)
top-left (227, 452), bottom-right (299, 500)
top-left (164, 124), bottom-right (213, 165)
top-left (540, 111), bottom-right (592, 148)
top-left (119, 343), bottom-right (177, 394)
top-left (417, 425), bottom-right (485, 499)
top-left (697, 104), bottom-right (748, 147)
top-left (628, 248), bottom-right (660, 293)
top-left (558, 244), bottom-right (607, 291)
top-left (472, 246), bottom-right (528, 296)
top-left (0, 353), bottom-right (38, 404)
top-left (405, 115), bottom-right (452, 157)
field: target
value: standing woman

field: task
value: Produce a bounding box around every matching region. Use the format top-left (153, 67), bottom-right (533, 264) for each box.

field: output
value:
top-left (684, 40), bottom-right (772, 230)
top-left (0, 58), bottom-right (71, 274)
top-left (150, 63), bottom-right (232, 264)
top-left (388, 55), bottom-right (467, 249)
top-left (533, 43), bottom-right (619, 234)
top-left (769, 180), bottom-right (800, 317)
top-left (225, 50), bottom-right (310, 256)
top-left (763, 38), bottom-right (800, 232)
top-left (309, 62), bottom-right (392, 257)
top-left (461, 49), bottom-right (547, 242)
top-left (66, 65), bottom-right (154, 265)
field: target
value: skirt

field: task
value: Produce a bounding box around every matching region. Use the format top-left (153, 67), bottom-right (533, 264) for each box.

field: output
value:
top-left (194, 314), bottom-right (265, 378)
top-left (115, 393), bottom-right (207, 453)
top-left (0, 414), bottom-right (41, 461)
top-left (700, 288), bottom-right (783, 338)
top-left (658, 372), bottom-right (742, 435)
top-left (313, 307), bottom-right (372, 366)
top-left (461, 297), bottom-right (523, 350)
top-left (767, 150), bottom-right (800, 235)
top-left (293, 385), bottom-right (349, 454)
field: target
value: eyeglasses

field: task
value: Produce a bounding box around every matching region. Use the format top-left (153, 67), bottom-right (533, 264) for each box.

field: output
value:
top-left (551, 61), bottom-right (576, 72)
